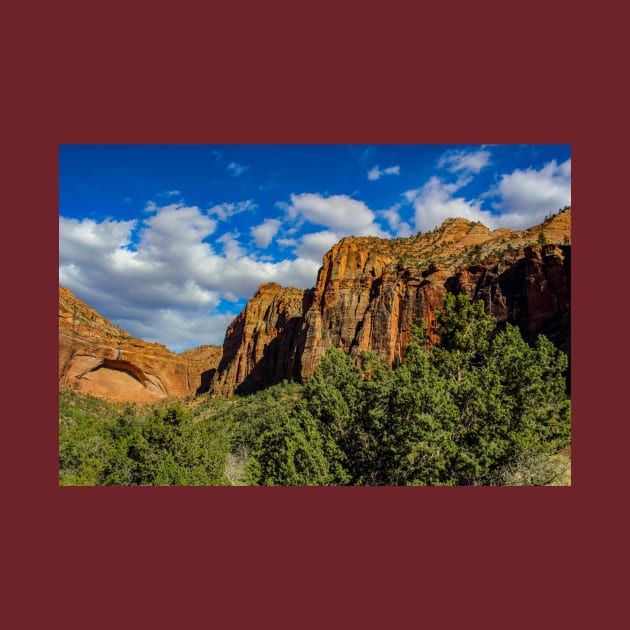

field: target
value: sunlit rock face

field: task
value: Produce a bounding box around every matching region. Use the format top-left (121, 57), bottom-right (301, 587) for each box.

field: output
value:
top-left (59, 211), bottom-right (571, 400)
top-left (211, 210), bottom-right (571, 395)
top-left (59, 286), bottom-right (222, 402)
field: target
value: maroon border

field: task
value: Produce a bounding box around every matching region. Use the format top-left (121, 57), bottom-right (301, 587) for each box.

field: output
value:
top-left (5, 2), bottom-right (619, 628)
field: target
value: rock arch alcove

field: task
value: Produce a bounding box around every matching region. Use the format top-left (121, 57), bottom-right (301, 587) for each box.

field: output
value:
top-left (67, 356), bottom-right (168, 403)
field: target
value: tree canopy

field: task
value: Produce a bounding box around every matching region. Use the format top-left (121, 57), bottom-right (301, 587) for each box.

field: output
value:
top-left (60, 294), bottom-right (571, 486)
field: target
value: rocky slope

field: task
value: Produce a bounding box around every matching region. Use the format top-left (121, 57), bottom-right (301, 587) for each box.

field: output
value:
top-left (213, 208), bottom-right (571, 394)
top-left (59, 287), bottom-right (222, 402)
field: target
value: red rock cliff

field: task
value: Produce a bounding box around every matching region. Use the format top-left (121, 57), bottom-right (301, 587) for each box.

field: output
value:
top-left (211, 209), bottom-right (571, 394)
top-left (59, 287), bottom-right (222, 402)
top-left (211, 283), bottom-right (310, 396)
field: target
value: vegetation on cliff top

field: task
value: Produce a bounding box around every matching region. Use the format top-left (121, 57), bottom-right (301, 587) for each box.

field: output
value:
top-left (336, 205), bottom-right (571, 273)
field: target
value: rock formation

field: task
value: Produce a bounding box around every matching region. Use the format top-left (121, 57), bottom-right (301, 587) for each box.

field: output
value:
top-left (212, 209), bottom-right (571, 394)
top-left (211, 283), bottom-right (311, 396)
top-left (59, 208), bottom-right (571, 400)
top-left (59, 286), bottom-right (222, 402)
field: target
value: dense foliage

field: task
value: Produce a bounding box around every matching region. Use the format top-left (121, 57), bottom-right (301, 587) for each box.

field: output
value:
top-left (59, 397), bottom-right (229, 486)
top-left (59, 294), bottom-right (571, 486)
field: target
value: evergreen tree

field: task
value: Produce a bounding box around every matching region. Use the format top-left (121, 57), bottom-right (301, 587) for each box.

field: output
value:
top-left (59, 292), bottom-right (570, 487)
top-left (245, 409), bottom-right (332, 486)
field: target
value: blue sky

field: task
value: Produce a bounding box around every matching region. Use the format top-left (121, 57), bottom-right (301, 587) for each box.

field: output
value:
top-left (59, 144), bottom-right (571, 352)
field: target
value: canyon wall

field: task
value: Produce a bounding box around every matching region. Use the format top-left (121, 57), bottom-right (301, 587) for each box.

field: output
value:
top-left (211, 210), bottom-right (571, 394)
top-left (59, 209), bottom-right (571, 400)
top-left (59, 287), bottom-right (222, 403)
top-left (211, 283), bottom-right (311, 396)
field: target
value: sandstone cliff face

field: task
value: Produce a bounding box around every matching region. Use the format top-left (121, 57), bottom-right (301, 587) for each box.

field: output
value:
top-left (212, 209), bottom-right (571, 394)
top-left (59, 210), bottom-right (571, 400)
top-left (448, 243), bottom-right (571, 352)
top-left (211, 283), bottom-right (311, 396)
top-left (59, 287), bottom-right (222, 402)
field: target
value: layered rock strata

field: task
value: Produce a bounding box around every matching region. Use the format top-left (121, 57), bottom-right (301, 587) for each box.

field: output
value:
top-left (211, 283), bottom-right (311, 396)
top-left (212, 209), bottom-right (571, 394)
top-left (59, 210), bottom-right (571, 400)
top-left (59, 287), bottom-right (222, 402)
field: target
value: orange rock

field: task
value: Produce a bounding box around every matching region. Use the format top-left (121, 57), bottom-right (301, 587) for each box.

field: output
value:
top-left (211, 283), bottom-right (309, 396)
top-left (59, 209), bottom-right (571, 400)
top-left (212, 209), bottom-right (572, 394)
top-left (59, 287), bottom-right (222, 402)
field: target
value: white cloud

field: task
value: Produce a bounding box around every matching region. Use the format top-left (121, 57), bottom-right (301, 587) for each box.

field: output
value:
top-left (367, 164), bottom-right (400, 181)
top-left (208, 199), bottom-right (257, 221)
top-left (59, 217), bottom-right (137, 264)
top-left (116, 309), bottom-right (237, 354)
top-left (277, 237), bottom-right (298, 249)
top-left (485, 158), bottom-right (571, 228)
top-left (286, 193), bottom-right (389, 237)
top-left (378, 204), bottom-right (413, 237)
top-left (226, 161), bottom-right (249, 177)
top-left (141, 204), bottom-right (217, 248)
top-left (137, 204), bottom-right (218, 275)
top-left (438, 148), bottom-right (491, 174)
top-left (59, 203), bottom-right (326, 350)
top-left (251, 218), bottom-right (281, 248)
top-left (407, 157), bottom-right (571, 232)
top-left (406, 176), bottom-right (492, 232)
top-left (216, 231), bottom-right (246, 261)
top-left (295, 230), bottom-right (340, 263)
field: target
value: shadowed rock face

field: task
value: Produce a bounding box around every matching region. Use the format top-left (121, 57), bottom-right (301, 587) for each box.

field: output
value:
top-left (59, 287), bottom-right (222, 403)
top-left (211, 283), bottom-right (312, 396)
top-left (211, 210), bottom-right (571, 394)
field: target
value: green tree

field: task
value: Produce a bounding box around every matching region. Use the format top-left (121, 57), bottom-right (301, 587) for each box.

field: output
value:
top-left (302, 347), bottom-right (363, 483)
top-left (122, 405), bottom-right (229, 486)
top-left (59, 414), bottom-right (112, 485)
top-left (245, 408), bottom-right (332, 486)
top-left (394, 297), bottom-right (571, 485)
top-left (60, 292), bottom-right (570, 487)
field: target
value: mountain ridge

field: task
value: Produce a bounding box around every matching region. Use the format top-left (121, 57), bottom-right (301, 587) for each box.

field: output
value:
top-left (212, 208), bottom-right (571, 394)
top-left (59, 208), bottom-right (571, 401)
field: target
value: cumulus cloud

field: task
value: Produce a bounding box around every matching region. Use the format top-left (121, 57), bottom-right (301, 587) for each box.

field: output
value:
top-left (59, 203), bottom-right (325, 350)
top-left (285, 193), bottom-right (389, 237)
top-left (140, 204), bottom-right (217, 248)
top-left (251, 218), bottom-right (281, 248)
top-left (485, 158), bottom-right (571, 228)
top-left (407, 158), bottom-right (571, 232)
top-left (277, 237), bottom-right (298, 249)
top-left (367, 164), bottom-right (400, 181)
top-left (295, 230), bottom-right (340, 263)
top-left (115, 309), bottom-right (238, 354)
top-left (216, 231), bottom-right (246, 261)
top-left (226, 161), bottom-right (249, 177)
top-left (378, 204), bottom-right (413, 237)
top-left (281, 193), bottom-right (393, 266)
top-left (60, 217), bottom-right (137, 263)
top-left (438, 148), bottom-right (491, 174)
top-left (406, 176), bottom-right (491, 232)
